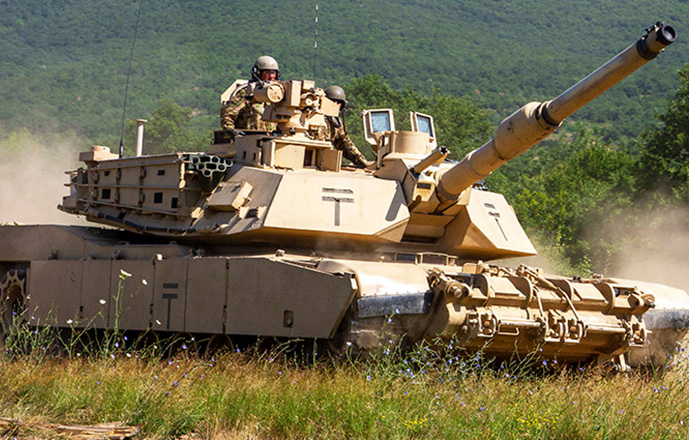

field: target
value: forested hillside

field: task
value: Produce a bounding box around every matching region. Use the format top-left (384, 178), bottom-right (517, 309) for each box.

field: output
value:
top-left (1, 0), bottom-right (688, 278)
top-left (0, 0), bottom-right (687, 144)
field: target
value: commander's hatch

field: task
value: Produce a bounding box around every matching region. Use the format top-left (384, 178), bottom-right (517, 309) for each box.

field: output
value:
top-left (363, 109), bottom-right (437, 164)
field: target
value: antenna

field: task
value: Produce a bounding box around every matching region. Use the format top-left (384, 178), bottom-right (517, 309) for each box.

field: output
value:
top-left (118, 0), bottom-right (145, 158)
top-left (312, 3), bottom-right (319, 79)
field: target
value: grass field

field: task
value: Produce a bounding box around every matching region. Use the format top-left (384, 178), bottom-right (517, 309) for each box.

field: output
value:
top-left (1, 327), bottom-right (688, 440)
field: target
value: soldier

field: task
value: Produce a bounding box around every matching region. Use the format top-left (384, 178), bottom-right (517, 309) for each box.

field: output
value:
top-left (324, 85), bottom-right (372, 168)
top-left (220, 55), bottom-right (280, 137)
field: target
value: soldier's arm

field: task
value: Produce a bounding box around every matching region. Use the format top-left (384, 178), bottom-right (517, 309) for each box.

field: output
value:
top-left (220, 88), bottom-right (249, 130)
top-left (333, 127), bottom-right (369, 167)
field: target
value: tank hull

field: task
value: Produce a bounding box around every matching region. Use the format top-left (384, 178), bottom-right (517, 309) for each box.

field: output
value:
top-left (2, 224), bottom-right (687, 366)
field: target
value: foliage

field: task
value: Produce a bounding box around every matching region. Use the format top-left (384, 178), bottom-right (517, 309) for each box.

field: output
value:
top-left (489, 125), bottom-right (638, 273)
top-left (0, 0), bottom-right (687, 144)
top-left (1, 331), bottom-right (688, 439)
top-left (639, 64), bottom-right (689, 201)
top-left (123, 98), bottom-right (211, 155)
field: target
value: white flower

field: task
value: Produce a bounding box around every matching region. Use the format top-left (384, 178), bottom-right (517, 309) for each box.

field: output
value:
top-left (156, 320), bottom-right (162, 326)
top-left (99, 299), bottom-right (106, 305)
top-left (120, 269), bottom-right (132, 277)
top-left (142, 279), bottom-right (148, 285)
top-left (66, 319), bottom-right (73, 325)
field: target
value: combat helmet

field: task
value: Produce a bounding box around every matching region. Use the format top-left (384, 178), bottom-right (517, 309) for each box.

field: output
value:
top-left (325, 85), bottom-right (347, 108)
top-left (251, 55), bottom-right (280, 82)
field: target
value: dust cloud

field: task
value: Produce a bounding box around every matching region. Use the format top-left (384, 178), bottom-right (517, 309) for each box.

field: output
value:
top-left (602, 204), bottom-right (689, 292)
top-left (0, 135), bottom-right (87, 225)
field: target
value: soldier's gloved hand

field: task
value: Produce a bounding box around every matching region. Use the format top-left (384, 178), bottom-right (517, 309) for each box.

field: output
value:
top-left (229, 129), bottom-right (246, 140)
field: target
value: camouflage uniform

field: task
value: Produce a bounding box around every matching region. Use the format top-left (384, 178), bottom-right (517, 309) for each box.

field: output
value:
top-left (220, 85), bottom-right (276, 132)
top-left (325, 116), bottom-right (370, 168)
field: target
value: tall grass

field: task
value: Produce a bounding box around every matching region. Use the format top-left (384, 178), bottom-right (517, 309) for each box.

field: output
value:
top-left (2, 328), bottom-right (689, 439)
top-left (2, 271), bottom-right (688, 438)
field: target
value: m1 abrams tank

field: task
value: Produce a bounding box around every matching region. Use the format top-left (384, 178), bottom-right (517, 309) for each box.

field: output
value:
top-left (1, 22), bottom-right (685, 367)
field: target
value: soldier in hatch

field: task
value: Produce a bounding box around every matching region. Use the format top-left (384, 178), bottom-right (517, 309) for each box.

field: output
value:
top-left (323, 85), bottom-right (372, 168)
top-left (220, 55), bottom-right (280, 137)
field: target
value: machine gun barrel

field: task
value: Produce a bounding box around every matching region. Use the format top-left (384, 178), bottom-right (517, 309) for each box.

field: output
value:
top-left (436, 22), bottom-right (676, 202)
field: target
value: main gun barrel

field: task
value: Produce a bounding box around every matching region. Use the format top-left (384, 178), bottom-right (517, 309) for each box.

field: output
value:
top-left (436, 22), bottom-right (676, 202)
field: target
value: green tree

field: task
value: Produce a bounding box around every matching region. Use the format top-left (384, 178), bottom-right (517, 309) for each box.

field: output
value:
top-left (639, 63), bottom-right (689, 200)
top-left (489, 126), bottom-right (638, 273)
top-left (124, 99), bottom-right (211, 155)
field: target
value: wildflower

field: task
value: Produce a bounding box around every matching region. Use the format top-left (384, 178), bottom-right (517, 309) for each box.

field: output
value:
top-left (183, 373), bottom-right (187, 378)
top-left (182, 344), bottom-right (187, 350)
top-left (236, 348), bottom-right (241, 353)
top-left (124, 336), bottom-right (128, 341)
top-left (269, 358), bottom-right (274, 362)
top-left (114, 342), bottom-right (119, 348)
top-left (199, 374), bottom-right (204, 379)
top-left (142, 279), bottom-right (148, 285)
top-left (120, 269), bottom-right (132, 277)
top-left (278, 371), bottom-right (282, 376)
top-left (542, 360), bottom-right (547, 366)
top-left (99, 299), bottom-right (106, 305)
top-left (110, 354), bottom-right (115, 359)
top-left (66, 319), bottom-right (73, 325)
top-left (387, 318), bottom-right (392, 324)
top-left (681, 420), bottom-right (684, 426)
top-left (479, 407), bottom-right (484, 411)
top-left (156, 320), bottom-right (162, 326)
top-left (404, 391), bottom-right (408, 395)
top-left (662, 385), bottom-right (668, 390)
top-left (96, 381), bottom-right (100, 385)
top-left (367, 375), bottom-right (371, 381)
top-left (618, 409), bottom-right (623, 414)
top-left (167, 360), bottom-right (172, 365)
top-left (173, 381), bottom-right (178, 386)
